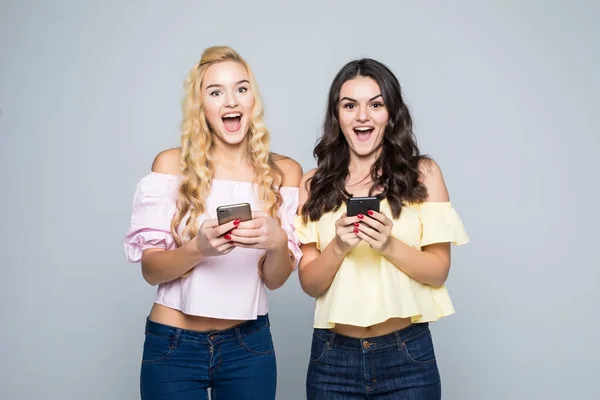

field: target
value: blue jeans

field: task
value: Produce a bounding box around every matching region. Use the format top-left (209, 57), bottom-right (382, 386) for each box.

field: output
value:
top-left (140, 314), bottom-right (276, 399)
top-left (306, 323), bottom-right (441, 399)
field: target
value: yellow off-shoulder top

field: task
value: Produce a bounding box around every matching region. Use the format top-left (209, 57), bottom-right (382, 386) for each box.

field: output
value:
top-left (294, 200), bottom-right (469, 329)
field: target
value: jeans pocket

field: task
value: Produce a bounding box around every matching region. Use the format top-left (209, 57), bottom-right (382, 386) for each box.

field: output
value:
top-left (309, 332), bottom-right (329, 363)
top-left (239, 326), bottom-right (275, 355)
top-left (141, 333), bottom-right (175, 364)
top-left (401, 328), bottom-right (437, 365)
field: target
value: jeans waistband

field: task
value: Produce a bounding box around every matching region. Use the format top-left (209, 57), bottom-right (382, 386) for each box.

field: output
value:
top-left (145, 314), bottom-right (270, 345)
top-left (314, 322), bottom-right (430, 351)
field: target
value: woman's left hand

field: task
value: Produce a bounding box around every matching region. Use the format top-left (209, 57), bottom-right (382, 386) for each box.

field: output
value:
top-left (355, 210), bottom-right (394, 252)
top-left (227, 211), bottom-right (287, 251)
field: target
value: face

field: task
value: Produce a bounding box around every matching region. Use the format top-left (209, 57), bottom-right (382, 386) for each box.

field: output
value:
top-left (202, 61), bottom-right (255, 146)
top-left (337, 76), bottom-right (389, 158)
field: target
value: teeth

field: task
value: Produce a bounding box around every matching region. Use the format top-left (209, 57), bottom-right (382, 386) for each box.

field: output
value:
top-left (355, 127), bottom-right (372, 131)
top-left (223, 113), bottom-right (241, 118)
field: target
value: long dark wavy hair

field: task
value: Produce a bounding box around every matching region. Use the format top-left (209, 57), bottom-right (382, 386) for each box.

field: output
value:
top-left (301, 58), bottom-right (429, 223)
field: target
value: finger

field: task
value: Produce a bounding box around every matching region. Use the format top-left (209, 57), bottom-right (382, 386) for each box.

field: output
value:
top-left (340, 223), bottom-right (360, 236)
top-left (356, 223), bottom-right (384, 242)
top-left (340, 215), bottom-right (360, 227)
top-left (355, 230), bottom-right (377, 247)
top-left (229, 235), bottom-right (261, 245)
top-left (365, 210), bottom-right (385, 222)
top-left (229, 228), bottom-right (262, 238)
top-left (212, 235), bottom-right (235, 248)
top-left (217, 242), bottom-right (235, 253)
top-left (235, 219), bottom-right (262, 230)
top-left (359, 216), bottom-right (384, 231)
top-left (214, 220), bottom-right (239, 236)
top-left (232, 242), bottom-right (261, 249)
top-left (201, 218), bottom-right (219, 228)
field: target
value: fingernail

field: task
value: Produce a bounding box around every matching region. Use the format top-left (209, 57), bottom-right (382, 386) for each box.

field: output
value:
top-left (367, 210), bottom-right (373, 216)
top-left (357, 214), bottom-right (364, 219)
top-left (224, 234), bottom-right (231, 240)
top-left (354, 222), bottom-right (359, 227)
top-left (353, 228), bottom-right (359, 233)
top-left (233, 220), bottom-right (240, 225)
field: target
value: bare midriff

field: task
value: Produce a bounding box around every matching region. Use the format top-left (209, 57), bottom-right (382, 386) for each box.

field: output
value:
top-left (148, 303), bottom-right (247, 332)
top-left (331, 317), bottom-right (413, 338)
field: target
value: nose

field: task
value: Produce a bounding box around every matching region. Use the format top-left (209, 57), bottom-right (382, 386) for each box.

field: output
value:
top-left (225, 91), bottom-right (239, 108)
top-left (356, 105), bottom-right (369, 122)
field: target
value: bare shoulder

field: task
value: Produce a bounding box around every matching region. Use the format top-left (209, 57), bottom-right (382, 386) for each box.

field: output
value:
top-left (272, 153), bottom-right (303, 187)
top-left (418, 158), bottom-right (449, 202)
top-left (151, 147), bottom-right (182, 175)
top-left (298, 168), bottom-right (317, 209)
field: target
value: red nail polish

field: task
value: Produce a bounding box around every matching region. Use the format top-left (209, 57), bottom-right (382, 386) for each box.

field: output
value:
top-left (354, 222), bottom-right (359, 227)
top-left (233, 219), bottom-right (240, 226)
top-left (224, 234), bottom-right (231, 240)
top-left (353, 228), bottom-right (359, 233)
top-left (367, 210), bottom-right (373, 216)
top-left (357, 214), bottom-right (364, 219)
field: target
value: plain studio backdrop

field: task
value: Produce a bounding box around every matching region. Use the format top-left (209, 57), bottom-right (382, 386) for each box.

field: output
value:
top-left (1, 1), bottom-right (599, 399)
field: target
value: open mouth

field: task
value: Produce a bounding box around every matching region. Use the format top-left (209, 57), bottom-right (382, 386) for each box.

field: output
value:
top-left (353, 126), bottom-right (374, 142)
top-left (221, 112), bottom-right (243, 132)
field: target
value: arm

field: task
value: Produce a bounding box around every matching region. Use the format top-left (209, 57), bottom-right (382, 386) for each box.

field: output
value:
top-left (139, 148), bottom-right (235, 286)
top-left (356, 159), bottom-right (452, 287)
top-left (259, 156), bottom-right (304, 290)
top-left (297, 170), bottom-right (361, 298)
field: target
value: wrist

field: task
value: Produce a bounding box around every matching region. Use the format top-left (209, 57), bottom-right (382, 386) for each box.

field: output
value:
top-left (331, 240), bottom-right (349, 258)
top-left (267, 228), bottom-right (288, 254)
top-left (183, 240), bottom-right (206, 263)
top-left (380, 237), bottom-right (396, 257)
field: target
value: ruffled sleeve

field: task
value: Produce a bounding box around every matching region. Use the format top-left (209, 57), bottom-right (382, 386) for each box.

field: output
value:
top-left (279, 187), bottom-right (303, 269)
top-left (418, 202), bottom-right (469, 247)
top-left (123, 172), bottom-right (182, 263)
top-left (294, 215), bottom-right (321, 251)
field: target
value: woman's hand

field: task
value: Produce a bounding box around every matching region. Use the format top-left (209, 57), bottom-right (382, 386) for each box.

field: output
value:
top-left (354, 210), bottom-right (394, 252)
top-left (191, 219), bottom-right (239, 257)
top-left (228, 211), bottom-right (287, 251)
top-left (333, 213), bottom-right (362, 255)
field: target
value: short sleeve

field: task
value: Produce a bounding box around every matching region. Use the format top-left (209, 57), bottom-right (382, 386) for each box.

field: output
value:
top-left (418, 202), bottom-right (469, 247)
top-left (123, 172), bottom-right (182, 263)
top-left (279, 188), bottom-right (303, 270)
top-left (294, 215), bottom-right (321, 251)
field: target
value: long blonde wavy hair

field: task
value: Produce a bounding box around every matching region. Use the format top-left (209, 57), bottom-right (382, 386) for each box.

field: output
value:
top-left (170, 46), bottom-right (284, 248)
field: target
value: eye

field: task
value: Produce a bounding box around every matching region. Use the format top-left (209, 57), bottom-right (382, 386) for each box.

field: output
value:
top-left (371, 102), bottom-right (385, 109)
top-left (343, 103), bottom-right (357, 110)
top-left (210, 90), bottom-right (222, 97)
top-left (237, 86), bottom-right (248, 93)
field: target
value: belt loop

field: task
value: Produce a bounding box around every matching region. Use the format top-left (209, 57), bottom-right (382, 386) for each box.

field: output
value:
top-left (171, 328), bottom-right (182, 349)
top-left (328, 331), bottom-right (336, 349)
top-left (235, 327), bottom-right (243, 345)
top-left (394, 331), bottom-right (402, 351)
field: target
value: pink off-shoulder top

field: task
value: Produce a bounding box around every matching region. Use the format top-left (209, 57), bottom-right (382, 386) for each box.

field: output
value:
top-left (124, 172), bottom-right (302, 320)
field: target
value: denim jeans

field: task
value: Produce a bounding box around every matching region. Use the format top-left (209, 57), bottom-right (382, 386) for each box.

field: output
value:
top-left (306, 322), bottom-right (441, 399)
top-left (140, 314), bottom-right (276, 399)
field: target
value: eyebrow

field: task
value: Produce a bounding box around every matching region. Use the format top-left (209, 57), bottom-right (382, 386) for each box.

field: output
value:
top-left (340, 94), bottom-right (383, 102)
top-left (205, 79), bottom-right (250, 90)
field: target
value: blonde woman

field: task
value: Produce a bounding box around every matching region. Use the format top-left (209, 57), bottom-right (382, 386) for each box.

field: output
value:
top-left (124, 46), bottom-right (302, 400)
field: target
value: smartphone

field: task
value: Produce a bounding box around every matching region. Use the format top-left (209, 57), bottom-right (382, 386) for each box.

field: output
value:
top-left (216, 202), bottom-right (252, 225)
top-left (346, 196), bottom-right (380, 217)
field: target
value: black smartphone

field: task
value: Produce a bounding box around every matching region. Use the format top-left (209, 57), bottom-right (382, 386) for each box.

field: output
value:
top-left (216, 203), bottom-right (252, 225)
top-left (346, 196), bottom-right (380, 217)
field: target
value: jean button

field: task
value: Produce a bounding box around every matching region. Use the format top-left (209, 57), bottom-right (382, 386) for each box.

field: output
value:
top-left (362, 340), bottom-right (371, 349)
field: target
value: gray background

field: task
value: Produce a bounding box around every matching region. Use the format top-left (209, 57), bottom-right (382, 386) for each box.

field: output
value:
top-left (1, 0), bottom-right (599, 399)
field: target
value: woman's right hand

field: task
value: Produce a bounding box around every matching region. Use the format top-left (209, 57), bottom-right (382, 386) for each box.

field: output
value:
top-left (334, 213), bottom-right (361, 255)
top-left (191, 218), bottom-right (240, 257)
